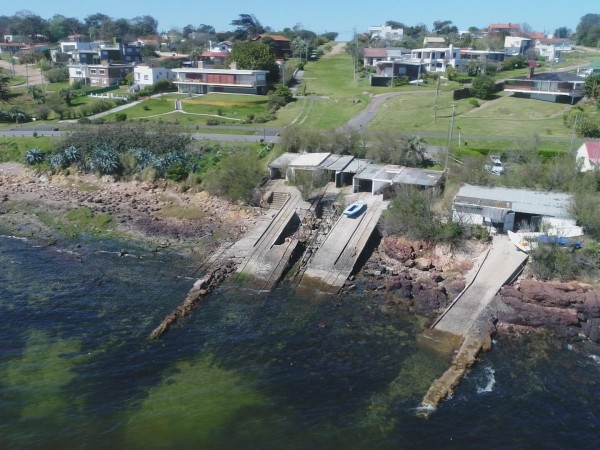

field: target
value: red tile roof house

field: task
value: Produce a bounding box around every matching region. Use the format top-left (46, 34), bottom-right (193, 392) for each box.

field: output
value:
top-left (251, 34), bottom-right (292, 59)
top-left (576, 141), bottom-right (600, 172)
top-left (488, 23), bottom-right (521, 36)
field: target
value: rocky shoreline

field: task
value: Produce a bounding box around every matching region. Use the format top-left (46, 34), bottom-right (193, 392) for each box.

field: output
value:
top-left (2, 162), bottom-right (600, 354)
top-left (0, 163), bottom-right (259, 253)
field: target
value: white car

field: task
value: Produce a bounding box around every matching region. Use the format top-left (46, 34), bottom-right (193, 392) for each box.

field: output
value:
top-left (484, 155), bottom-right (505, 175)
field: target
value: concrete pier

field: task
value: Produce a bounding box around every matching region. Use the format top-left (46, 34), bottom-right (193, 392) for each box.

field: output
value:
top-left (300, 195), bottom-right (387, 294)
top-left (419, 235), bottom-right (529, 413)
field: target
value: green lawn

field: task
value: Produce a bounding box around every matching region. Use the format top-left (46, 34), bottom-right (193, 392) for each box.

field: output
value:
top-left (369, 90), bottom-right (574, 139)
top-left (0, 137), bottom-right (55, 163)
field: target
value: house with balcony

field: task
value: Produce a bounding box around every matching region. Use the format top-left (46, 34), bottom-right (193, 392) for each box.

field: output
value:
top-left (170, 67), bottom-right (270, 95)
top-left (504, 68), bottom-right (585, 103)
top-left (535, 38), bottom-right (573, 61)
top-left (370, 59), bottom-right (427, 86)
top-left (458, 49), bottom-right (506, 63)
top-left (68, 62), bottom-right (134, 86)
top-left (363, 47), bottom-right (411, 68)
top-left (410, 45), bottom-right (460, 73)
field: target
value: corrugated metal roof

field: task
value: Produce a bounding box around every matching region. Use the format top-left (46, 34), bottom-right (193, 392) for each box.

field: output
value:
top-left (319, 154), bottom-right (354, 171)
top-left (289, 152), bottom-right (330, 167)
top-left (355, 164), bottom-right (386, 180)
top-left (455, 184), bottom-right (573, 218)
top-left (269, 152), bottom-right (298, 169)
top-left (343, 159), bottom-right (371, 173)
top-left (393, 168), bottom-right (444, 187)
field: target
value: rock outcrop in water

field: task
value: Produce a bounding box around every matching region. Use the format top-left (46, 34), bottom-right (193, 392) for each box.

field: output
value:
top-left (149, 260), bottom-right (237, 339)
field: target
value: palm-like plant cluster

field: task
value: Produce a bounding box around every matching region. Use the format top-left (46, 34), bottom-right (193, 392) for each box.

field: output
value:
top-left (24, 148), bottom-right (46, 165)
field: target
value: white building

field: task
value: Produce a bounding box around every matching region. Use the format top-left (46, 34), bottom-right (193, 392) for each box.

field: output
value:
top-left (535, 38), bottom-right (573, 61)
top-left (410, 45), bottom-right (460, 72)
top-left (504, 36), bottom-right (532, 56)
top-left (368, 25), bottom-right (404, 41)
top-left (133, 65), bottom-right (176, 89)
top-left (576, 141), bottom-right (600, 172)
top-left (452, 184), bottom-right (576, 233)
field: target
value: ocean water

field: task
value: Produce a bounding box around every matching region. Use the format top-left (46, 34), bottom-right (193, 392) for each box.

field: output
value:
top-left (1, 233), bottom-right (599, 450)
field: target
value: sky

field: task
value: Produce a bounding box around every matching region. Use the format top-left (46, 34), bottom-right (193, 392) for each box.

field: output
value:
top-left (6, 0), bottom-right (598, 41)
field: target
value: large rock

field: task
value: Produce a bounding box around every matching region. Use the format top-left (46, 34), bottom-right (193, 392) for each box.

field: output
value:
top-left (582, 318), bottom-right (600, 343)
top-left (413, 285), bottom-right (447, 314)
top-left (518, 279), bottom-right (573, 307)
top-left (414, 257), bottom-right (433, 271)
top-left (499, 296), bottom-right (579, 327)
top-left (576, 291), bottom-right (600, 319)
top-left (385, 272), bottom-right (413, 299)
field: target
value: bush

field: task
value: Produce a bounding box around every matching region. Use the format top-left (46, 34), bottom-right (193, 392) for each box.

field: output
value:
top-left (153, 80), bottom-right (175, 93)
top-left (529, 244), bottom-right (582, 281)
top-left (44, 67), bottom-right (69, 83)
top-left (115, 113), bottom-right (127, 122)
top-left (470, 75), bottom-right (496, 100)
top-left (206, 118), bottom-right (220, 126)
top-left (468, 98), bottom-right (480, 107)
top-left (392, 76), bottom-right (409, 87)
top-left (24, 148), bottom-right (46, 165)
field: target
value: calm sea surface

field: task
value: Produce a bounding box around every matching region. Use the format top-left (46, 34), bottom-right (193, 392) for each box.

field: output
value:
top-left (1, 232), bottom-right (599, 449)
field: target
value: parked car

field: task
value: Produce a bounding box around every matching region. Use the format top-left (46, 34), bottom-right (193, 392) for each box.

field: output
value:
top-left (484, 155), bottom-right (505, 175)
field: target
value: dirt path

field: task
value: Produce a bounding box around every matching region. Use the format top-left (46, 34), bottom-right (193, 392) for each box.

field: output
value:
top-left (325, 42), bottom-right (346, 56)
top-left (0, 59), bottom-right (45, 86)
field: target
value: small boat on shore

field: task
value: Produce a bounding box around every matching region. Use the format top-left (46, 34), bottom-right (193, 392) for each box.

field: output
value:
top-left (343, 202), bottom-right (366, 218)
top-left (507, 230), bottom-right (532, 253)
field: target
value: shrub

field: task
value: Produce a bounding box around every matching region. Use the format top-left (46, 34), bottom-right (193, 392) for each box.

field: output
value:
top-left (48, 152), bottom-right (67, 171)
top-left (115, 113), bottom-right (127, 122)
top-left (24, 148), bottom-right (46, 165)
top-left (89, 144), bottom-right (122, 175)
top-left (44, 66), bottom-right (69, 83)
top-left (468, 98), bottom-right (480, 107)
top-left (206, 118), bottom-right (220, 126)
top-left (392, 76), bottom-right (409, 87)
top-left (470, 75), bottom-right (496, 100)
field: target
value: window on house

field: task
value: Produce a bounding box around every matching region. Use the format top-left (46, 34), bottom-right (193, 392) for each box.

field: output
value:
top-left (144, 75), bottom-right (149, 80)
top-left (99, 69), bottom-right (105, 75)
top-left (90, 69), bottom-right (96, 74)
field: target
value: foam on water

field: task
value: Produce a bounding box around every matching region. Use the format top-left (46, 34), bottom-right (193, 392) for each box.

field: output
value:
top-left (476, 366), bottom-right (496, 394)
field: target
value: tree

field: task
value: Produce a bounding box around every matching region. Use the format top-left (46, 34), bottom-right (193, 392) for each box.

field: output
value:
top-left (385, 21), bottom-right (405, 30)
top-left (0, 68), bottom-right (10, 104)
top-left (130, 15), bottom-right (158, 37)
top-left (59, 87), bottom-right (75, 106)
top-left (470, 75), bottom-right (496, 99)
top-left (27, 86), bottom-right (45, 104)
top-left (231, 14), bottom-right (265, 40)
top-left (12, 10), bottom-right (48, 41)
top-left (575, 14), bottom-right (600, 47)
top-left (227, 41), bottom-right (278, 82)
top-left (401, 136), bottom-right (427, 167)
top-left (584, 74), bottom-right (600, 100)
top-left (432, 20), bottom-right (458, 35)
top-left (291, 37), bottom-right (310, 60)
top-left (554, 26), bottom-right (571, 38)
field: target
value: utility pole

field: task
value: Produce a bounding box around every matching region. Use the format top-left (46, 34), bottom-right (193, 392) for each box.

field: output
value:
top-left (445, 104), bottom-right (456, 172)
top-left (433, 76), bottom-right (441, 123)
top-left (569, 113), bottom-right (580, 152)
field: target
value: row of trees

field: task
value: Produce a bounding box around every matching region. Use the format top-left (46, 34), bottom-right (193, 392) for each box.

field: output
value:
top-left (0, 10), bottom-right (158, 43)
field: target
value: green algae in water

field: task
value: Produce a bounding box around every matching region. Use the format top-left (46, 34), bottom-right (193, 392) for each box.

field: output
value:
top-left (1, 330), bottom-right (83, 421)
top-left (123, 354), bottom-right (270, 448)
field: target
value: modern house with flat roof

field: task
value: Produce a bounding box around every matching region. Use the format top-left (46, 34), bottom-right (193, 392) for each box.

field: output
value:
top-left (452, 184), bottom-right (577, 234)
top-left (504, 69), bottom-right (585, 103)
top-left (170, 67), bottom-right (269, 95)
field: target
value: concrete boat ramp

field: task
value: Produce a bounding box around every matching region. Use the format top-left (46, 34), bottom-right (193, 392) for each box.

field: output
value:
top-left (300, 194), bottom-right (386, 294)
top-left (418, 235), bottom-right (529, 414)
